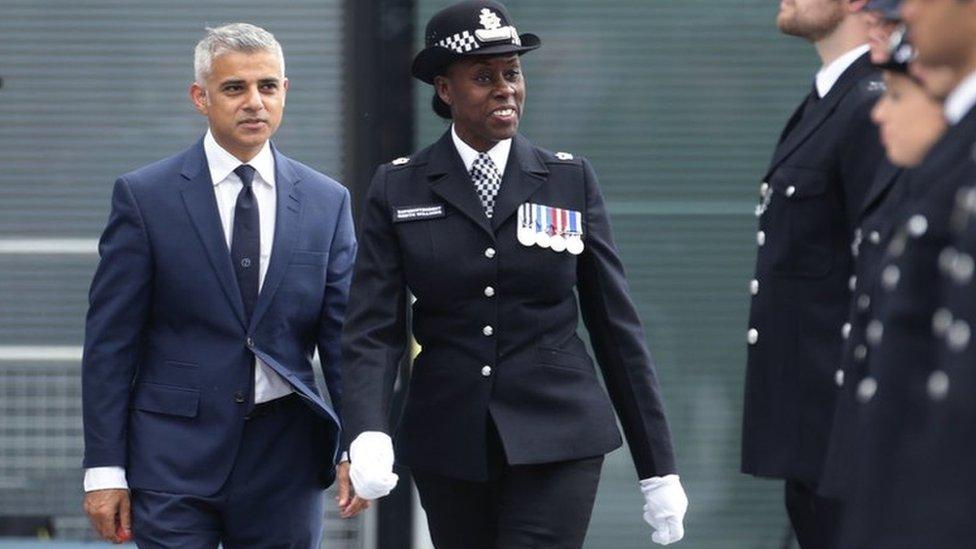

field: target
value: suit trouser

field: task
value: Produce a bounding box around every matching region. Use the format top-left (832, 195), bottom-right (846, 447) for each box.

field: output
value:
top-left (786, 479), bottom-right (843, 549)
top-left (412, 418), bottom-right (604, 549)
top-left (130, 394), bottom-right (329, 549)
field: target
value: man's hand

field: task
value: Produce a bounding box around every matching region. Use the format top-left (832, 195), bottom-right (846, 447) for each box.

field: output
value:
top-left (83, 489), bottom-right (131, 543)
top-left (335, 462), bottom-right (371, 519)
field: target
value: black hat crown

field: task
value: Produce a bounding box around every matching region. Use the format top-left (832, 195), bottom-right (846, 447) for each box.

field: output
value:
top-left (412, 0), bottom-right (541, 84)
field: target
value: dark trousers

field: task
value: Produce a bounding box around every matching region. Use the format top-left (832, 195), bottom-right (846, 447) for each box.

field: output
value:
top-left (785, 479), bottom-right (843, 549)
top-left (131, 394), bottom-right (329, 548)
top-left (412, 419), bottom-right (604, 549)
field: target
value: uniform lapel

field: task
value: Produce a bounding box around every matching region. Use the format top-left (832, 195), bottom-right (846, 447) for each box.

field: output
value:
top-left (179, 139), bottom-right (247, 330)
top-left (248, 145), bottom-right (302, 331)
top-left (490, 134), bottom-right (549, 232)
top-left (860, 161), bottom-right (902, 219)
top-left (426, 131), bottom-right (494, 238)
top-left (767, 53), bottom-right (874, 178)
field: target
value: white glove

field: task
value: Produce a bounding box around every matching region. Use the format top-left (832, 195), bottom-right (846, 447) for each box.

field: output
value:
top-left (639, 474), bottom-right (688, 545)
top-left (349, 431), bottom-right (399, 500)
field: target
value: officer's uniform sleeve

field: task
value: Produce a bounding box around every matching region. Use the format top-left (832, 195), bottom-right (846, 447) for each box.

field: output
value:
top-left (339, 165), bottom-right (409, 450)
top-left (576, 158), bottom-right (678, 479)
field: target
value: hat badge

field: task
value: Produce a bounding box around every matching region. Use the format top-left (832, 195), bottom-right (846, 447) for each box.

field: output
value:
top-left (475, 8), bottom-right (521, 45)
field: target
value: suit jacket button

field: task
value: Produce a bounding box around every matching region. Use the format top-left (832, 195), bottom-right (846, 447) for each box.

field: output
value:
top-left (234, 391), bottom-right (245, 404)
top-left (481, 366), bottom-right (492, 377)
top-left (484, 247), bottom-right (496, 259)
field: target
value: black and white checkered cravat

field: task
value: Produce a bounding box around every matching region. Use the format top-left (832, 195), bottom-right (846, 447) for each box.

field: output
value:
top-left (470, 152), bottom-right (502, 218)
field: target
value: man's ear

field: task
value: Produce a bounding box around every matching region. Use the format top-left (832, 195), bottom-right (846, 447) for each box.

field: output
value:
top-left (434, 76), bottom-right (452, 108)
top-left (189, 82), bottom-right (208, 115)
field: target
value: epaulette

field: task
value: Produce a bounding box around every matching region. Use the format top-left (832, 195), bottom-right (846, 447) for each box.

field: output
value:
top-left (390, 156), bottom-right (411, 167)
top-left (554, 151), bottom-right (574, 161)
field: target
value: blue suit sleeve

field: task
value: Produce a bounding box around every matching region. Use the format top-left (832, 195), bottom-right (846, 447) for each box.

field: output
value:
top-left (82, 177), bottom-right (153, 468)
top-left (317, 187), bottom-right (357, 418)
top-left (575, 158), bottom-right (678, 479)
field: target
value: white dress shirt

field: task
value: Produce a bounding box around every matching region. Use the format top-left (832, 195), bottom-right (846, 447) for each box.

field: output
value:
top-left (815, 44), bottom-right (870, 98)
top-left (84, 130), bottom-right (292, 492)
top-left (451, 124), bottom-right (512, 177)
top-left (945, 70), bottom-right (976, 125)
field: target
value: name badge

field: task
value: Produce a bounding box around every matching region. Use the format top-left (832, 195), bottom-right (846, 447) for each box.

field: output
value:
top-left (393, 204), bottom-right (445, 223)
top-left (517, 203), bottom-right (584, 255)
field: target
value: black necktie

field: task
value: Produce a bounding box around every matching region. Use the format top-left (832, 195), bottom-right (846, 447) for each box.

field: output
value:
top-left (231, 164), bottom-right (260, 322)
top-left (801, 83), bottom-right (820, 118)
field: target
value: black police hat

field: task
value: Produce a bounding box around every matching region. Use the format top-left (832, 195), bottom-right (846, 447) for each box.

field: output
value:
top-left (412, 0), bottom-right (541, 84)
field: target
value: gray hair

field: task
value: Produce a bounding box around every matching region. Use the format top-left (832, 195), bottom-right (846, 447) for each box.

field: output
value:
top-left (194, 23), bottom-right (285, 85)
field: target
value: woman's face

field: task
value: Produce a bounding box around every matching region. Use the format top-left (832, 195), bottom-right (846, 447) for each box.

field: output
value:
top-left (435, 54), bottom-right (525, 151)
top-left (871, 71), bottom-right (947, 167)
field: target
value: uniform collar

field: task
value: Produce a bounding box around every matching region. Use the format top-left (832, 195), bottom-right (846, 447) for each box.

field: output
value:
top-left (203, 129), bottom-right (276, 188)
top-left (945, 70), bottom-right (976, 126)
top-left (816, 44), bottom-right (870, 98)
top-left (451, 124), bottom-right (512, 176)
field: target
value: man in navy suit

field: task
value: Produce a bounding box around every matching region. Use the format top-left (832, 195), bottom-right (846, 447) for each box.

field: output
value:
top-left (80, 23), bottom-right (356, 547)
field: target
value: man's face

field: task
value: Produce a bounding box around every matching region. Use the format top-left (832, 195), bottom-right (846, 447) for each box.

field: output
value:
top-left (778, 0), bottom-right (847, 41)
top-left (190, 50), bottom-right (288, 161)
top-left (902, 0), bottom-right (976, 70)
top-left (435, 55), bottom-right (525, 152)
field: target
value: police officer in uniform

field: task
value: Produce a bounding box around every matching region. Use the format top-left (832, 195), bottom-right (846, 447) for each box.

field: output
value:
top-left (819, 14), bottom-right (947, 504)
top-left (337, 1), bottom-right (688, 547)
top-left (740, 1), bottom-right (884, 546)
top-left (838, 0), bottom-right (976, 545)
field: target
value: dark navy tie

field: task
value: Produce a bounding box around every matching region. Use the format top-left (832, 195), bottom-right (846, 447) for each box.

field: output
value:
top-left (231, 164), bottom-right (260, 322)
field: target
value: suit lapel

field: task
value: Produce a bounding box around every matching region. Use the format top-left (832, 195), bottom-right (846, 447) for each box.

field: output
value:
top-left (490, 135), bottom-right (549, 232)
top-left (767, 53), bottom-right (873, 177)
top-left (426, 131), bottom-right (494, 238)
top-left (179, 140), bottom-right (247, 330)
top-left (860, 161), bottom-right (902, 218)
top-left (249, 145), bottom-right (302, 331)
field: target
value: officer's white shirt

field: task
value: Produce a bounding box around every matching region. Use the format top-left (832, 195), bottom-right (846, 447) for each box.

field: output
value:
top-left (815, 44), bottom-right (870, 98)
top-left (452, 124), bottom-right (512, 177)
top-left (945, 70), bottom-right (976, 125)
top-left (83, 130), bottom-right (293, 492)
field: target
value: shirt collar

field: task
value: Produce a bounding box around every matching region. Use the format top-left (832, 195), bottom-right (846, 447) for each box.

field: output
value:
top-left (451, 124), bottom-right (512, 176)
top-left (944, 70), bottom-right (976, 125)
top-left (815, 44), bottom-right (870, 98)
top-left (203, 129), bottom-right (276, 188)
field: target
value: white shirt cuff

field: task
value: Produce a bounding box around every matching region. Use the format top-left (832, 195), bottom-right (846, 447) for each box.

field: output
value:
top-left (84, 466), bottom-right (129, 492)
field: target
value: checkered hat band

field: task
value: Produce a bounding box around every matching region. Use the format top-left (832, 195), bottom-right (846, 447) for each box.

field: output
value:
top-left (436, 29), bottom-right (522, 54)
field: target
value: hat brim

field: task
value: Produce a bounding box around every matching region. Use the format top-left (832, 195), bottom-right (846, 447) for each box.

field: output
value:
top-left (412, 33), bottom-right (541, 84)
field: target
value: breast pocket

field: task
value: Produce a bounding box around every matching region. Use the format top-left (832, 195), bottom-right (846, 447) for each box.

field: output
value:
top-left (767, 166), bottom-right (836, 278)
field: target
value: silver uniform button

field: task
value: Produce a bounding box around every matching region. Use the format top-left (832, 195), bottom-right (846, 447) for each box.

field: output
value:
top-left (857, 377), bottom-right (878, 403)
top-left (849, 275), bottom-right (858, 291)
top-left (857, 294), bottom-right (871, 311)
top-left (484, 247), bottom-right (496, 258)
top-left (842, 322), bottom-right (852, 339)
top-left (750, 279), bottom-right (759, 296)
top-left (866, 320), bottom-right (884, 346)
top-left (835, 369), bottom-right (845, 387)
top-left (747, 328), bottom-right (759, 345)
top-left (760, 182), bottom-right (769, 195)
top-left (908, 214), bottom-right (929, 237)
top-left (928, 370), bottom-right (950, 401)
top-left (484, 286), bottom-right (495, 297)
top-left (482, 325), bottom-right (494, 336)
top-left (869, 231), bottom-right (881, 244)
top-left (940, 247), bottom-right (959, 274)
top-left (854, 344), bottom-right (868, 362)
top-left (481, 365), bottom-right (492, 377)
top-left (882, 265), bottom-right (901, 291)
top-left (948, 320), bottom-right (971, 351)
top-left (757, 231), bottom-right (766, 246)
top-left (952, 253), bottom-right (975, 284)
top-left (932, 308), bottom-right (954, 336)
top-left (786, 185), bottom-right (796, 197)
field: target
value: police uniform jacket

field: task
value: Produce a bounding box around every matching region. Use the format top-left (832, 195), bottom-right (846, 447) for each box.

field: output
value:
top-left (742, 53), bottom-right (884, 484)
top-left (819, 160), bottom-right (909, 498)
top-left (340, 131), bottom-right (677, 482)
top-left (839, 106), bottom-right (976, 549)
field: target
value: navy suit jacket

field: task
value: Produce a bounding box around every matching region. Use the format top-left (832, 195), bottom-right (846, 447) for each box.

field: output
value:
top-left (81, 138), bottom-right (356, 495)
